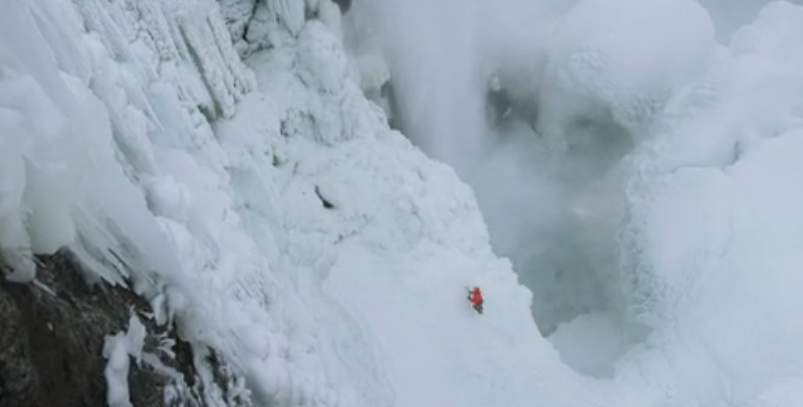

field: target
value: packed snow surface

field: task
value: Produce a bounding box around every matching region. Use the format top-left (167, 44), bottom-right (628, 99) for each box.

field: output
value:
top-left (2, 0), bottom-right (803, 406)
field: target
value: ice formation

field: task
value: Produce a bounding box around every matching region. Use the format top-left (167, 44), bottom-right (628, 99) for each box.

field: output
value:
top-left (2, 0), bottom-right (803, 406)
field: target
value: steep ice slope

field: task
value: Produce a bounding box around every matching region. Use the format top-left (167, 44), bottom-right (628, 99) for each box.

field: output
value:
top-left (0, 0), bottom-right (603, 406)
top-left (350, 0), bottom-right (803, 406)
top-left (216, 12), bottom-right (606, 407)
top-left (239, 1), bottom-right (803, 406)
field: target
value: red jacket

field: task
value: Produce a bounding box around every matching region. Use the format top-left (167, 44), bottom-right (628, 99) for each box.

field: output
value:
top-left (470, 287), bottom-right (483, 305)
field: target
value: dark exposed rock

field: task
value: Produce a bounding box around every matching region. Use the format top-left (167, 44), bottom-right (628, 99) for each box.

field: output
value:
top-left (0, 283), bottom-right (38, 407)
top-left (0, 253), bottom-right (162, 407)
top-left (0, 253), bottom-right (249, 407)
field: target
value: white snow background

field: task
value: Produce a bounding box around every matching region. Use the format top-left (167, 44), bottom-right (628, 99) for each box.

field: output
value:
top-left (2, 0), bottom-right (803, 406)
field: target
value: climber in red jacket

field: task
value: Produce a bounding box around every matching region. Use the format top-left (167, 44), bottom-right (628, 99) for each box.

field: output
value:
top-left (468, 286), bottom-right (484, 314)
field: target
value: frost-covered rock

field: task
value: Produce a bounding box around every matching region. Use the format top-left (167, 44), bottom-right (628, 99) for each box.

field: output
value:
top-left (1, 0), bottom-right (259, 404)
top-left (1, 253), bottom-right (249, 407)
top-left (243, 0), bottom-right (307, 52)
top-left (613, 3), bottom-right (803, 405)
top-left (537, 0), bottom-right (716, 151)
top-left (103, 315), bottom-right (147, 407)
top-left (620, 0), bottom-right (803, 328)
top-left (217, 0), bottom-right (259, 55)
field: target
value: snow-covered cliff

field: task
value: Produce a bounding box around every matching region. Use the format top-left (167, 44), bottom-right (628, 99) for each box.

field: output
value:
top-left (4, 0), bottom-right (803, 406)
top-left (0, 0), bottom-right (582, 406)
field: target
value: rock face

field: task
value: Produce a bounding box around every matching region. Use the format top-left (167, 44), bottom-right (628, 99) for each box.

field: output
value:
top-left (0, 254), bottom-right (240, 407)
top-left (0, 280), bottom-right (38, 406)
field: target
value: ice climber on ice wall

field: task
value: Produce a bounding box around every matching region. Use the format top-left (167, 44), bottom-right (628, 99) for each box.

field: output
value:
top-left (468, 286), bottom-right (484, 314)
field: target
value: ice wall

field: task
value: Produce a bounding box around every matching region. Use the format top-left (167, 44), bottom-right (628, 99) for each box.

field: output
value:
top-left (0, 0), bottom-right (596, 406)
top-left (1, 0), bottom-right (259, 403)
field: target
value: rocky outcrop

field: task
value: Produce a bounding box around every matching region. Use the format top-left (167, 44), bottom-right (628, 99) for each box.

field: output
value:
top-left (0, 281), bottom-right (38, 406)
top-left (0, 254), bottom-right (245, 407)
